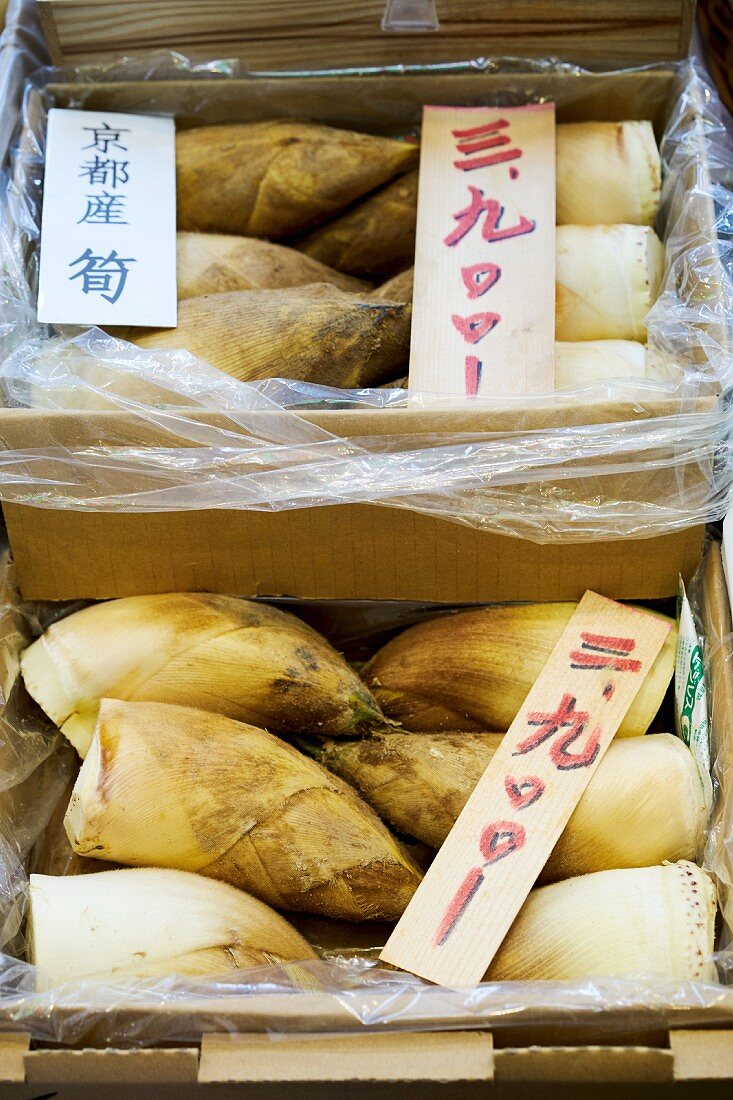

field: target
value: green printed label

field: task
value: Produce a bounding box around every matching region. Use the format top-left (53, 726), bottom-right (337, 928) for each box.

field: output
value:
top-left (675, 582), bottom-right (713, 812)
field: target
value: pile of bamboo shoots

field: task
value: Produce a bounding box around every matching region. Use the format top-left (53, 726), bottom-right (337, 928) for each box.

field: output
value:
top-left (119, 118), bottom-right (666, 393)
top-left (23, 593), bottom-right (716, 987)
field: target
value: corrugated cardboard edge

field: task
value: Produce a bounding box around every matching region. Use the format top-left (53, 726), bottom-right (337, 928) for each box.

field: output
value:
top-left (671, 1029), bottom-right (733, 1080)
top-left (493, 1044), bottom-right (673, 1083)
top-left (24, 1046), bottom-right (199, 1085)
top-left (0, 64), bottom-right (723, 603)
top-left (0, 536), bottom-right (726, 1051)
top-left (3, 1030), bottom-right (733, 1084)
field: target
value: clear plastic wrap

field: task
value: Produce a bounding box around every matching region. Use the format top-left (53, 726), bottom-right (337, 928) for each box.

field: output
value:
top-left (0, 548), bottom-right (76, 952)
top-left (0, 55), bottom-right (731, 541)
top-left (0, 539), bottom-right (730, 1047)
top-left (0, 0), bottom-right (48, 172)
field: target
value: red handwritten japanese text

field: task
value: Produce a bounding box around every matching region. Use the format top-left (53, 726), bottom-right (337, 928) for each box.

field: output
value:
top-left (452, 119), bottom-right (523, 172)
top-left (434, 820), bottom-right (526, 946)
top-left (444, 188), bottom-right (535, 248)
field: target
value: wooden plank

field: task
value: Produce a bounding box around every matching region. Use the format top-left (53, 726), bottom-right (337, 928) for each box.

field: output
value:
top-left (408, 104), bottom-right (555, 396)
top-left (40, 30), bottom-right (690, 71)
top-left (36, 0), bottom-right (693, 68)
top-left (379, 592), bottom-right (672, 987)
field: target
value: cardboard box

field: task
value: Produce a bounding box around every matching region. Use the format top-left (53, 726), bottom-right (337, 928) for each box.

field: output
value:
top-left (0, 1030), bottom-right (722, 1098)
top-left (0, 541), bottom-right (731, 1093)
top-left (0, 8), bottom-right (726, 1086)
top-left (0, 7), bottom-right (731, 1089)
top-left (0, 62), bottom-right (724, 601)
top-left (1, 1028), bottom-right (733, 1097)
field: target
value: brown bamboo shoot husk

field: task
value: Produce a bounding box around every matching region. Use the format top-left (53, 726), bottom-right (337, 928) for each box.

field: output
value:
top-left (371, 267), bottom-right (414, 303)
top-left (176, 120), bottom-right (418, 238)
top-left (177, 231), bottom-right (367, 299)
top-left (365, 603), bottom-right (677, 738)
top-left (66, 699), bottom-right (423, 921)
top-left (318, 732), bottom-right (707, 881)
top-left (296, 122), bottom-right (660, 277)
top-left (129, 284), bottom-right (410, 388)
top-left (298, 169), bottom-right (419, 279)
top-left (21, 592), bottom-right (386, 758)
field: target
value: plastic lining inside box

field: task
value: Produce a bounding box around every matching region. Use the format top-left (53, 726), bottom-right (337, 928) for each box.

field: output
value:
top-left (0, 60), bottom-right (730, 600)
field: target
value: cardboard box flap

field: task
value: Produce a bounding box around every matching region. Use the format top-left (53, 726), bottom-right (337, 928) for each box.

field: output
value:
top-left (24, 1046), bottom-right (199, 1085)
top-left (42, 69), bottom-right (684, 134)
top-left (0, 397), bottom-right (719, 451)
top-left (199, 1032), bottom-right (494, 1083)
top-left (5, 1031), bottom-right (733, 1086)
top-left (37, 0), bottom-right (695, 71)
top-left (0, 502), bottom-right (707, 603)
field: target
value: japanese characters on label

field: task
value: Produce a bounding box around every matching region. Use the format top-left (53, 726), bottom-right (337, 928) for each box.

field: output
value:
top-left (37, 109), bottom-right (176, 327)
top-left (409, 104), bottom-right (555, 398)
top-left (72, 121), bottom-right (134, 305)
top-left (445, 119), bottom-right (536, 396)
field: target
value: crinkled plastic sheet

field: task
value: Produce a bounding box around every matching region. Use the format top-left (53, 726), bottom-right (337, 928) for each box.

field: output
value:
top-left (0, 0), bottom-right (47, 172)
top-left (0, 547), bottom-right (76, 954)
top-left (0, 55), bottom-right (731, 541)
top-left (0, 539), bottom-right (731, 1046)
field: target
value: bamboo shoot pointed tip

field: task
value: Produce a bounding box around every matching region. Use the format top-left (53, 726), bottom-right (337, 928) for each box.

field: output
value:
top-left (66, 699), bottom-right (422, 922)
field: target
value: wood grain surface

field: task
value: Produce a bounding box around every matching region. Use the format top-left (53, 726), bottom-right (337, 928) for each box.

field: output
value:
top-left (409, 104), bottom-right (555, 396)
top-left (37, 0), bottom-right (694, 69)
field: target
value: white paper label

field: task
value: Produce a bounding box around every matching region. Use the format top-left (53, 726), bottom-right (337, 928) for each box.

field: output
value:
top-left (37, 108), bottom-right (177, 327)
top-left (676, 581), bottom-right (714, 815)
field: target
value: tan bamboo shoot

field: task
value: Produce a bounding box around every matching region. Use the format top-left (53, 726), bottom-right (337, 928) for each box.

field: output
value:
top-left (318, 732), bottom-right (707, 880)
top-left (21, 592), bottom-right (386, 757)
top-left (65, 699), bottom-right (422, 921)
top-left (176, 121), bottom-right (418, 238)
top-left (129, 284), bottom-right (410, 388)
top-left (486, 862), bottom-right (716, 982)
top-left (365, 603), bottom-right (677, 738)
top-left (177, 231), bottom-right (367, 299)
top-left (28, 868), bottom-right (316, 985)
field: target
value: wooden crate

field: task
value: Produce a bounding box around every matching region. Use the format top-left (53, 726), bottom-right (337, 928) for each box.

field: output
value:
top-left (37, 0), bottom-right (695, 70)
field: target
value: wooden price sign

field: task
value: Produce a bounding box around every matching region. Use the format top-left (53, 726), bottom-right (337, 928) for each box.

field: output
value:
top-left (380, 592), bottom-right (672, 988)
top-left (408, 103), bottom-right (556, 398)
